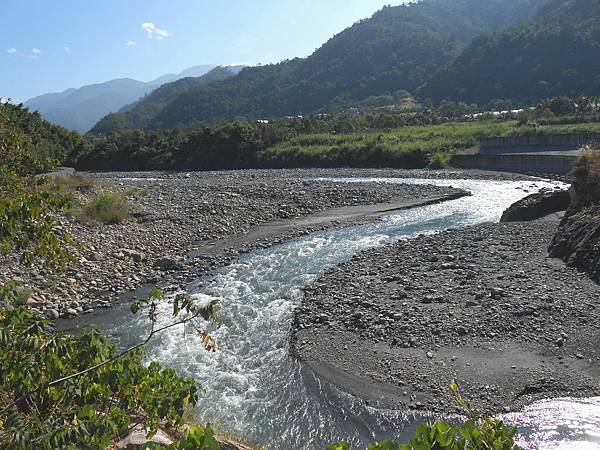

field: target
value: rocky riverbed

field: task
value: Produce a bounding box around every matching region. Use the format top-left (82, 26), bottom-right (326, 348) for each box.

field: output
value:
top-left (0, 169), bottom-right (483, 320)
top-left (293, 217), bottom-right (600, 413)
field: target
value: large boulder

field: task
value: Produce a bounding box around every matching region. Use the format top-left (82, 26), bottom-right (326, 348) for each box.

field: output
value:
top-left (549, 205), bottom-right (600, 282)
top-left (548, 149), bottom-right (600, 281)
top-left (500, 188), bottom-right (570, 223)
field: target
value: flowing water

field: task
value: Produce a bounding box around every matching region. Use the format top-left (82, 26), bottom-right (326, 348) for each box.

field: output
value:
top-left (105, 177), bottom-right (600, 449)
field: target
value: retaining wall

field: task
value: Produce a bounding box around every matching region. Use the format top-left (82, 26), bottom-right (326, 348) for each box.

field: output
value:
top-left (451, 154), bottom-right (576, 176)
top-left (480, 134), bottom-right (600, 155)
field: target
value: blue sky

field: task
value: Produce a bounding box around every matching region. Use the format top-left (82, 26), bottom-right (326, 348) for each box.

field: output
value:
top-left (1, 0), bottom-right (405, 102)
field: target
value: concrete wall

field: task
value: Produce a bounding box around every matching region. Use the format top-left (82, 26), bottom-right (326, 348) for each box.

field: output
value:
top-left (451, 154), bottom-right (576, 176)
top-left (480, 134), bottom-right (600, 155)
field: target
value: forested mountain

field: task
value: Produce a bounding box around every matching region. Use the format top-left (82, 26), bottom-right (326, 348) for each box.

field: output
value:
top-left (421, 0), bottom-right (600, 103)
top-left (24, 65), bottom-right (215, 132)
top-left (92, 0), bottom-right (540, 132)
top-left (92, 65), bottom-right (245, 132)
top-left (0, 102), bottom-right (91, 172)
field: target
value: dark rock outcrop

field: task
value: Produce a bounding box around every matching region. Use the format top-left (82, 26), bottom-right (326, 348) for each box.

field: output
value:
top-left (549, 205), bottom-right (600, 282)
top-left (500, 188), bottom-right (570, 222)
top-left (548, 150), bottom-right (600, 281)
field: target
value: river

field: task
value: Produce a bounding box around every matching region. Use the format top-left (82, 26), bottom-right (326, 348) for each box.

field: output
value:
top-left (103, 176), bottom-right (600, 449)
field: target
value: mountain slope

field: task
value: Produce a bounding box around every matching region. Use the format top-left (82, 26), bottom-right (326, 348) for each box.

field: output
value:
top-left (92, 0), bottom-right (539, 132)
top-left (24, 65), bottom-right (215, 132)
top-left (92, 65), bottom-right (245, 132)
top-left (421, 0), bottom-right (600, 104)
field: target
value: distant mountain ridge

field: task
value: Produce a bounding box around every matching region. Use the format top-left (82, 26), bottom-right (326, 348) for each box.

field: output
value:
top-left (24, 64), bottom-right (216, 132)
top-left (92, 0), bottom-right (542, 133)
top-left (93, 65), bottom-right (246, 132)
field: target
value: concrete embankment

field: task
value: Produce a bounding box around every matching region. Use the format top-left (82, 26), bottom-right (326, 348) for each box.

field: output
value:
top-left (451, 152), bottom-right (577, 177)
top-left (452, 132), bottom-right (600, 177)
top-left (479, 133), bottom-right (600, 155)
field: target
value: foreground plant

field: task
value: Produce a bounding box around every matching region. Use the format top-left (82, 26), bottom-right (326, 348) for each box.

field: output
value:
top-left (0, 286), bottom-right (220, 449)
top-left (327, 381), bottom-right (519, 450)
top-left (0, 103), bottom-right (222, 448)
top-left (0, 106), bottom-right (76, 270)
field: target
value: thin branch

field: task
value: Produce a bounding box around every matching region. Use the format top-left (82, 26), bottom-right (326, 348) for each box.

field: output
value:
top-left (47, 313), bottom-right (199, 387)
top-left (1, 311), bottom-right (202, 415)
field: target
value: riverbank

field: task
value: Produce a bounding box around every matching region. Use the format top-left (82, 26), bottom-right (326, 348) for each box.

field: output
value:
top-left (1, 168), bottom-right (488, 320)
top-left (292, 216), bottom-right (600, 413)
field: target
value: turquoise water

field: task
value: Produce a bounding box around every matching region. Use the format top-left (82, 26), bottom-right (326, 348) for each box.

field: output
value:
top-left (106, 177), bottom-right (600, 449)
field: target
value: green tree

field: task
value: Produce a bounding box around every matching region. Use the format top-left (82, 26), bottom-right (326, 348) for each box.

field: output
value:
top-left (0, 103), bottom-right (222, 449)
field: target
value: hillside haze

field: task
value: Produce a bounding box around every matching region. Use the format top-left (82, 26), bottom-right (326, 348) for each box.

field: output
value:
top-left (92, 0), bottom-right (541, 133)
top-left (24, 64), bottom-right (215, 132)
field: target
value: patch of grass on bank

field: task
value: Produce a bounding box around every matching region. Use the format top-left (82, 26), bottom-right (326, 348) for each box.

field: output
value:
top-left (78, 191), bottom-right (130, 225)
top-left (257, 121), bottom-right (515, 168)
top-left (42, 175), bottom-right (97, 207)
top-left (428, 151), bottom-right (451, 169)
top-left (0, 279), bottom-right (33, 306)
top-left (47, 174), bottom-right (96, 195)
top-left (124, 185), bottom-right (149, 198)
top-left (256, 119), bottom-right (600, 169)
top-left (505, 121), bottom-right (600, 137)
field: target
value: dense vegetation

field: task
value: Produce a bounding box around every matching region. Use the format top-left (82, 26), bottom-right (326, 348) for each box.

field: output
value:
top-left (0, 102), bottom-right (222, 448)
top-left (0, 102), bottom-right (90, 174)
top-left (77, 117), bottom-right (494, 171)
top-left (258, 121), bottom-right (513, 169)
top-left (92, 0), bottom-right (540, 132)
top-left (422, 0), bottom-right (600, 104)
top-left (72, 96), bottom-right (600, 172)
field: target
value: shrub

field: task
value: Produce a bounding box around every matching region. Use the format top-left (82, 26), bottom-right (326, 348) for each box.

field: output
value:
top-left (125, 186), bottom-right (149, 198)
top-left (428, 151), bottom-right (451, 169)
top-left (79, 191), bottom-right (130, 224)
top-left (0, 287), bottom-right (220, 450)
top-left (0, 307), bottom-right (199, 450)
top-left (570, 145), bottom-right (600, 207)
top-left (327, 382), bottom-right (519, 450)
top-left (0, 279), bottom-right (33, 306)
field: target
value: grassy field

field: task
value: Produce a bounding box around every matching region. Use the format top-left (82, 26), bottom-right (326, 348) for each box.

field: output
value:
top-left (257, 120), bottom-right (600, 169)
top-left (506, 121), bottom-right (600, 136)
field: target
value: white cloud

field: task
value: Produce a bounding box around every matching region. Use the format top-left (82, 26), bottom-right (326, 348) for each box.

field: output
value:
top-left (6, 48), bottom-right (16, 54)
top-left (64, 46), bottom-right (72, 52)
top-left (141, 22), bottom-right (172, 40)
top-left (19, 48), bottom-right (42, 58)
top-left (126, 40), bottom-right (137, 47)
